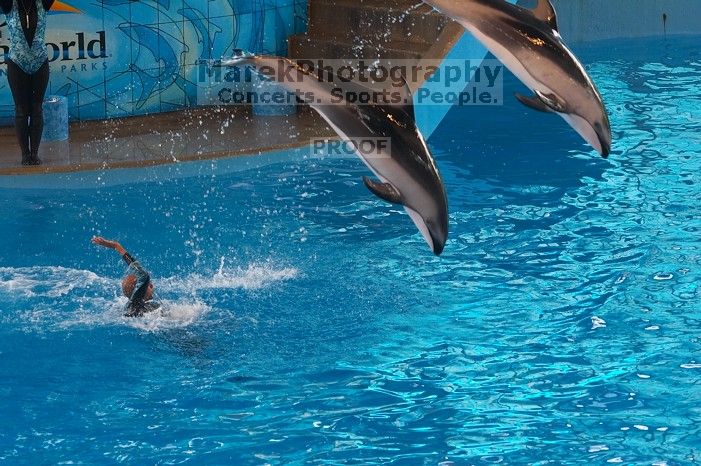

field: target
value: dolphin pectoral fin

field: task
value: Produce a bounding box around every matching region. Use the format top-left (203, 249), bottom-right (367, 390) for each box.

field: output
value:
top-left (532, 0), bottom-right (559, 31)
top-left (535, 90), bottom-right (568, 113)
top-left (363, 177), bottom-right (403, 205)
top-left (515, 93), bottom-right (554, 113)
top-left (516, 91), bottom-right (567, 114)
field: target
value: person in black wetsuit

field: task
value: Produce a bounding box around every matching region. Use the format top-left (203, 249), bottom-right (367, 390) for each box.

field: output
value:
top-left (92, 236), bottom-right (161, 317)
top-left (1, 0), bottom-right (54, 165)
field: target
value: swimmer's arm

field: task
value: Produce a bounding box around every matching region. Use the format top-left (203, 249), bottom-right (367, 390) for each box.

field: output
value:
top-left (91, 236), bottom-right (134, 264)
top-left (91, 237), bottom-right (150, 280)
top-left (124, 259), bottom-right (151, 317)
top-left (127, 262), bottom-right (151, 300)
top-left (127, 260), bottom-right (150, 282)
top-left (124, 267), bottom-right (152, 317)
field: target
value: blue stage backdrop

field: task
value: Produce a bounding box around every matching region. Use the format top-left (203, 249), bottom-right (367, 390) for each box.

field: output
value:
top-left (0, 0), bottom-right (307, 122)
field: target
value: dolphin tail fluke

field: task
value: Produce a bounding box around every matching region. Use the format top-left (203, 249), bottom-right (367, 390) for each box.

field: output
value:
top-left (515, 93), bottom-right (554, 113)
top-left (363, 177), bottom-right (403, 205)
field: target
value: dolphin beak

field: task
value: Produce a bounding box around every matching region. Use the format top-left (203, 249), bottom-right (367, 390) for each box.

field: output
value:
top-left (596, 123), bottom-right (612, 158)
top-left (430, 231), bottom-right (446, 256)
top-left (406, 207), bottom-right (448, 256)
top-left (420, 223), bottom-right (447, 256)
top-left (428, 218), bottom-right (448, 256)
top-left (563, 113), bottom-right (612, 158)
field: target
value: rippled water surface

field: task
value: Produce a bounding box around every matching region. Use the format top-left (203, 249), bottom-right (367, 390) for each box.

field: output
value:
top-left (1, 36), bottom-right (700, 465)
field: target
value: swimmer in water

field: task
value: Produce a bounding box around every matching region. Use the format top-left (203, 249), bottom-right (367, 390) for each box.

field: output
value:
top-left (92, 236), bottom-right (160, 317)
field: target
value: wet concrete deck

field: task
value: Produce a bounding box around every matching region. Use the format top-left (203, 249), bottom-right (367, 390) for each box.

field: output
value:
top-left (0, 106), bottom-right (336, 176)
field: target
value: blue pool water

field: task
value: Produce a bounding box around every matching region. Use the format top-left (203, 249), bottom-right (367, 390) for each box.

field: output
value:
top-left (1, 36), bottom-right (700, 464)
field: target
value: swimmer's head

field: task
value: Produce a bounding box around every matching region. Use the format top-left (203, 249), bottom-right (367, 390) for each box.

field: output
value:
top-left (122, 275), bottom-right (154, 300)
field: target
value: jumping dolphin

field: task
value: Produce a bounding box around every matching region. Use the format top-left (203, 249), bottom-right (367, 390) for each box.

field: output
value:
top-left (422, 0), bottom-right (612, 157)
top-left (224, 54), bottom-right (449, 255)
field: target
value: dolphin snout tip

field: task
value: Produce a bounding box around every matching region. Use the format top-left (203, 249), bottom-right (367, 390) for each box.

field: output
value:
top-left (406, 208), bottom-right (448, 257)
top-left (429, 223), bottom-right (448, 256)
top-left (592, 117), bottom-right (612, 158)
top-left (597, 130), bottom-right (612, 158)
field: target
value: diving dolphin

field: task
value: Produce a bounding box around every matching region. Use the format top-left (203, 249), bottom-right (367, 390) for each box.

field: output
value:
top-left (423, 0), bottom-right (612, 157)
top-left (223, 54), bottom-right (449, 255)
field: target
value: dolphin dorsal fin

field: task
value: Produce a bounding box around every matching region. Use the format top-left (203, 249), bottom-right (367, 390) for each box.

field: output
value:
top-left (532, 0), bottom-right (559, 32)
top-left (394, 74), bottom-right (415, 121)
top-left (355, 73), bottom-right (418, 135)
top-left (360, 73), bottom-right (415, 125)
top-left (376, 73), bottom-right (418, 131)
top-left (363, 177), bottom-right (402, 205)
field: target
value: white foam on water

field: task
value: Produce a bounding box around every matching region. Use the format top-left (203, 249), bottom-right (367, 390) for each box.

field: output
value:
top-left (51, 297), bottom-right (211, 333)
top-left (1, 260), bottom-right (299, 333)
top-left (123, 300), bottom-right (212, 332)
top-left (591, 316), bottom-right (607, 329)
top-left (0, 266), bottom-right (112, 298)
top-left (158, 261), bottom-right (300, 294)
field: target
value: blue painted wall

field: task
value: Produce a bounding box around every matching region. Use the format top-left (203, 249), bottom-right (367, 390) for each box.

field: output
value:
top-left (0, 0), bottom-right (307, 122)
top-left (552, 0), bottom-right (701, 43)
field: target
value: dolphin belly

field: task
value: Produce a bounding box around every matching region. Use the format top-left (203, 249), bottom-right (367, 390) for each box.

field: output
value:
top-left (312, 108), bottom-right (395, 184)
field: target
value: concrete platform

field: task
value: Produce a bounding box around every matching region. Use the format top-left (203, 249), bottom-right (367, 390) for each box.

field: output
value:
top-left (0, 106), bottom-right (336, 176)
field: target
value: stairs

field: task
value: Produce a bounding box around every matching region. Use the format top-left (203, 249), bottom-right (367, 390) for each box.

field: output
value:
top-left (288, 0), bottom-right (458, 62)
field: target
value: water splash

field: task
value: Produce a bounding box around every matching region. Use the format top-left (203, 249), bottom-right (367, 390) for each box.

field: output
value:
top-left (1, 261), bottom-right (299, 333)
top-left (0, 266), bottom-right (113, 298)
top-left (158, 260), bottom-right (300, 293)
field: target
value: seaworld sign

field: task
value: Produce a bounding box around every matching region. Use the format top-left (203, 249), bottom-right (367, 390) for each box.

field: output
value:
top-left (0, 0), bottom-right (303, 121)
top-left (0, 31), bottom-right (107, 65)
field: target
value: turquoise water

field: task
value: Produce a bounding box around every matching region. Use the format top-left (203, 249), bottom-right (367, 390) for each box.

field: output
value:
top-left (1, 36), bottom-right (699, 464)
